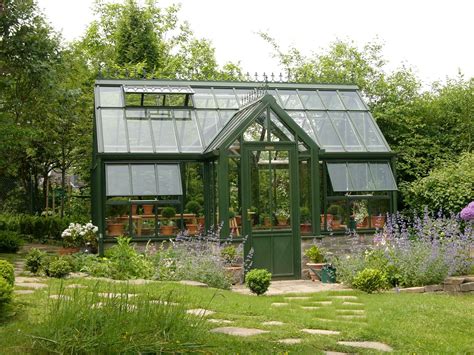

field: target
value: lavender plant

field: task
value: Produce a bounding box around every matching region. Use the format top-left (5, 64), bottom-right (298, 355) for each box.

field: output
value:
top-left (333, 210), bottom-right (473, 288)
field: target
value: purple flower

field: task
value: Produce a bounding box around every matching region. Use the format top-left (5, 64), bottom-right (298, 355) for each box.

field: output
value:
top-left (460, 201), bottom-right (474, 221)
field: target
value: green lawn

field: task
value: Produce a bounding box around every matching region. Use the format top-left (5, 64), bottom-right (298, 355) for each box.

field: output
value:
top-left (1, 276), bottom-right (473, 354)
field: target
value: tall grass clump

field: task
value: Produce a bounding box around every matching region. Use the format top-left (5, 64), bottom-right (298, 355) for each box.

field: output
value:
top-left (27, 285), bottom-right (207, 353)
top-left (333, 210), bottom-right (473, 289)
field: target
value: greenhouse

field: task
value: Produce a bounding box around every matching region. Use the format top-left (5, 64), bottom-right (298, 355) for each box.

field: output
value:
top-left (92, 79), bottom-right (397, 278)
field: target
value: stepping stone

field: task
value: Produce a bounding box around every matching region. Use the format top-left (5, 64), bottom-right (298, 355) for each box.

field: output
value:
top-left (15, 277), bottom-right (42, 283)
top-left (278, 338), bottom-right (302, 345)
top-left (302, 329), bottom-right (341, 335)
top-left (324, 352), bottom-right (348, 355)
top-left (312, 301), bottom-right (332, 305)
top-left (284, 296), bottom-right (310, 300)
top-left (342, 302), bottom-right (363, 306)
top-left (210, 327), bottom-right (269, 337)
top-left (337, 315), bottom-right (366, 320)
top-left (15, 282), bottom-right (47, 289)
top-left (301, 306), bottom-right (320, 310)
top-left (329, 296), bottom-right (358, 300)
top-left (91, 302), bottom-right (105, 309)
top-left (186, 308), bottom-right (215, 317)
top-left (271, 302), bottom-right (289, 307)
top-left (97, 292), bottom-right (136, 298)
top-left (208, 319), bottom-right (233, 324)
top-left (179, 280), bottom-right (208, 287)
top-left (14, 289), bottom-right (35, 295)
top-left (49, 295), bottom-right (71, 301)
top-left (66, 284), bottom-right (88, 289)
top-left (126, 279), bottom-right (153, 285)
top-left (262, 321), bottom-right (284, 326)
top-left (336, 309), bottom-right (365, 314)
top-left (150, 300), bottom-right (179, 306)
top-left (68, 272), bottom-right (89, 278)
top-left (337, 341), bottom-right (393, 352)
top-left (314, 318), bottom-right (335, 322)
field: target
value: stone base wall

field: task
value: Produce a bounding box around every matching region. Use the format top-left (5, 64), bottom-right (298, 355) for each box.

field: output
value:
top-left (398, 276), bottom-right (474, 294)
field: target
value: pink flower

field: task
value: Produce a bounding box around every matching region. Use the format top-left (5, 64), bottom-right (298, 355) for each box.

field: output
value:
top-left (460, 201), bottom-right (474, 221)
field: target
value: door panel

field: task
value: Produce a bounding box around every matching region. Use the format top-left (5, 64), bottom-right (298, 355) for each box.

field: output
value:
top-left (272, 235), bottom-right (294, 276)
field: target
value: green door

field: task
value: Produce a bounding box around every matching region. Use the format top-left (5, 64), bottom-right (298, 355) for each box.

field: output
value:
top-left (241, 143), bottom-right (301, 279)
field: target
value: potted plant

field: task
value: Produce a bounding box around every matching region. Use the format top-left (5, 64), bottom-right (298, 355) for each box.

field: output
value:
top-left (106, 197), bottom-right (128, 236)
top-left (327, 204), bottom-right (344, 230)
top-left (304, 245), bottom-right (326, 281)
top-left (275, 208), bottom-right (289, 226)
top-left (260, 213), bottom-right (272, 227)
top-left (352, 200), bottom-right (368, 228)
top-left (141, 219), bottom-right (155, 236)
top-left (185, 200), bottom-right (201, 235)
top-left (160, 206), bottom-right (176, 236)
top-left (221, 245), bottom-right (243, 285)
top-left (60, 222), bottom-right (98, 254)
top-left (300, 206), bottom-right (312, 233)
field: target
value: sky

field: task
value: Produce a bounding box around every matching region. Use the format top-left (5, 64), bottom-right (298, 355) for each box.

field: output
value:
top-left (36, 0), bottom-right (473, 86)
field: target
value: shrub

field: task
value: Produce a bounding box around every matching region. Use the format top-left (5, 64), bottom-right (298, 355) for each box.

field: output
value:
top-left (25, 248), bottom-right (47, 274)
top-left (352, 268), bottom-right (388, 293)
top-left (185, 201), bottom-right (201, 216)
top-left (304, 245), bottom-right (325, 263)
top-left (245, 269), bottom-right (272, 295)
top-left (0, 260), bottom-right (14, 286)
top-left (0, 277), bottom-right (13, 307)
top-left (221, 245), bottom-right (237, 265)
top-left (0, 231), bottom-right (23, 253)
top-left (45, 257), bottom-right (72, 278)
top-left (300, 207), bottom-right (311, 223)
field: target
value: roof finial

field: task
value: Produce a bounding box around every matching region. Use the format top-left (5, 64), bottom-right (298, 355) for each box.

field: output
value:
top-left (254, 72), bottom-right (258, 82)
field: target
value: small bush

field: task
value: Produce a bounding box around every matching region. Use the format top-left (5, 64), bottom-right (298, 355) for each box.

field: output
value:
top-left (352, 268), bottom-right (388, 293)
top-left (304, 245), bottom-right (325, 263)
top-left (0, 260), bottom-right (14, 286)
top-left (245, 269), bottom-right (272, 296)
top-left (0, 231), bottom-right (23, 253)
top-left (45, 257), bottom-right (72, 278)
top-left (25, 248), bottom-right (47, 274)
top-left (0, 277), bottom-right (13, 307)
top-left (221, 245), bottom-right (237, 265)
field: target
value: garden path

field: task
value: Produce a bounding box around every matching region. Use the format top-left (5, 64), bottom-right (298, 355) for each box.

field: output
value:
top-left (232, 279), bottom-right (349, 295)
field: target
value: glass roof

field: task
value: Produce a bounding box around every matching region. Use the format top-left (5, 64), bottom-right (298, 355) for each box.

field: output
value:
top-left (95, 82), bottom-right (389, 153)
top-left (327, 162), bottom-right (397, 192)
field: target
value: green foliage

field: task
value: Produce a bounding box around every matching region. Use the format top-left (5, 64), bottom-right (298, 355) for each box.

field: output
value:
top-left (0, 260), bottom-right (14, 286)
top-left (245, 269), bottom-right (272, 296)
top-left (0, 231), bottom-right (23, 253)
top-left (25, 248), bottom-right (47, 274)
top-left (45, 258), bottom-right (72, 278)
top-left (352, 268), bottom-right (388, 293)
top-left (221, 245), bottom-right (237, 265)
top-left (327, 204), bottom-right (344, 218)
top-left (161, 207), bottom-right (176, 219)
top-left (304, 245), bottom-right (325, 263)
top-left (0, 277), bottom-right (13, 307)
top-left (185, 200), bottom-right (201, 215)
top-left (300, 207), bottom-right (311, 223)
top-left (403, 152), bottom-right (474, 213)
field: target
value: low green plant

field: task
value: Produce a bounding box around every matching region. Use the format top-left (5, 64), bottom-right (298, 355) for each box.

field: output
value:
top-left (352, 268), bottom-right (388, 293)
top-left (221, 245), bottom-right (238, 265)
top-left (300, 207), bottom-right (311, 223)
top-left (45, 258), bottom-right (72, 278)
top-left (0, 277), bottom-right (13, 307)
top-left (304, 245), bottom-right (325, 263)
top-left (161, 207), bottom-right (176, 226)
top-left (245, 268), bottom-right (272, 296)
top-left (0, 260), bottom-right (14, 286)
top-left (327, 204), bottom-right (344, 218)
top-left (185, 200), bottom-right (201, 216)
top-left (0, 231), bottom-right (23, 253)
top-left (25, 248), bottom-right (47, 274)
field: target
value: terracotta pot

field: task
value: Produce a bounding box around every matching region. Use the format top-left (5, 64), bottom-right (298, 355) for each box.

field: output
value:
top-left (356, 217), bottom-right (368, 228)
top-left (277, 217), bottom-right (287, 226)
top-left (59, 247), bottom-right (80, 255)
top-left (371, 215), bottom-right (386, 228)
top-left (131, 204), bottom-right (138, 215)
top-left (235, 215), bottom-right (242, 226)
top-left (225, 266), bottom-right (243, 285)
top-left (187, 223), bottom-right (198, 235)
top-left (197, 216), bottom-right (205, 226)
top-left (320, 214), bottom-right (333, 229)
top-left (143, 205), bottom-right (154, 215)
top-left (331, 220), bottom-right (342, 230)
top-left (300, 223), bottom-right (312, 233)
top-left (306, 262), bottom-right (326, 282)
top-left (107, 222), bottom-right (124, 236)
top-left (140, 227), bottom-right (154, 236)
top-left (160, 225), bottom-right (175, 236)
top-left (263, 217), bottom-right (272, 227)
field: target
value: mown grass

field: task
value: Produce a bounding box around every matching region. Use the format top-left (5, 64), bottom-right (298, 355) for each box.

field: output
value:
top-left (0, 277), bottom-right (473, 354)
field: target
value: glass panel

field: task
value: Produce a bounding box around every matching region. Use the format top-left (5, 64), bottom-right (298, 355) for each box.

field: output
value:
top-left (273, 150), bottom-right (291, 231)
top-left (250, 150), bottom-right (271, 231)
top-left (318, 90), bottom-right (345, 109)
top-left (369, 199), bottom-right (389, 228)
top-left (298, 90), bottom-right (325, 109)
top-left (339, 91), bottom-right (365, 110)
top-left (267, 89), bottom-right (282, 106)
top-left (174, 110), bottom-right (203, 152)
top-left (348, 163), bottom-right (376, 191)
top-left (229, 157), bottom-right (241, 237)
top-left (195, 110), bottom-right (220, 146)
top-left (106, 165), bottom-right (131, 196)
top-left (288, 112), bottom-right (318, 144)
top-left (99, 86), bottom-right (123, 107)
top-left (270, 111), bottom-right (294, 141)
top-left (157, 164), bottom-right (182, 195)
top-left (213, 88), bottom-right (239, 109)
top-left (150, 109), bottom-right (179, 152)
top-left (369, 162), bottom-right (397, 190)
top-left (101, 109), bottom-right (128, 152)
top-left (351, 200), bottom-right (369, 229)
top-left (219, 110), bottom-right (237, 126)
top-left (307, 111), bottom-right (343, 151)
top-left (131, 165), bottom-right (157, 195)
top-left (327, 163), bottom-right (351, 192)
top-left (276, 90), bottom-right (304, 109)
top-left (126, 110), bottom-right (153, 152)
top-left (299, 159), bottom-right (312, 234)
top-left (192, 88), bottom-right (216, 108)
top-left (329, 112), bottom-right (364, 151)
top-left (326, 200), bottom-right (347, 231)
top-left (243, 111), bottom-right (266, 141)
top-left (234, 88), bottom-right (252, 107)
top-left (349, 112), bottom-right (388, 151)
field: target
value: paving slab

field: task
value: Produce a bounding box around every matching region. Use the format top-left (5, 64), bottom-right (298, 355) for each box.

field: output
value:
top-left (126, 279), bottom-right (154, 285)
top-left (329, 296), bottom-right (358, 300)
top-left (15, 282), bottom-right (47, 289)
top-left (262, 321), bottom-right (284, 326)
top-left (337, 341), bottom-right (393, 352)
top-left (278, 338), bottom-right (302, 345)
top-left (210, 327), bottom-right (269, 337)
top-left (301, 306), bottom-right (320, 310)
top-left (49, 295), bottom-right (72, 300)
top-left (208, 319), bottom-right (233, 324)
top-left (97, 292), bottom-right (136, 298)
top-left (284, 296), bottom-right (311, 300)
top-left (342, 302), bottom-right (364, 306)
top-left (324, 351), bottom-right (349, 355)
top-left (336, 309), bottom-right (365, 314)
top-left (312, 301), bottom-right (332, 306)
top-left (66, 284), bottom-right (88, 289)
top-left (179, 280), bottom-right (208, 287)
top-left (15, 277), bottom-right (42, 283)
top-left (14, 289), bottom-right (35, 295)
top-left (186, 308), bottom-right (215, 317)
top-left (232, 280), bottom-right (348, 295)
top-left (271, 302), bottom-right (289, 307)
top-left (399, 286), bottom-right (425, 293)
top-left (337, 315), bottom-right (366, 320)
top-left (302, 328), bottom-right (341, 335)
